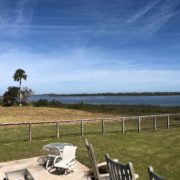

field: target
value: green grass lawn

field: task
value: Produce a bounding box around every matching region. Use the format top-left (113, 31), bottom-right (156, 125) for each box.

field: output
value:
top-left (0, 127), bottom-right (179, 180)
top-left (0, 116), bottom-right (179, 143)
top-left (0, 107), bottom-right (179, 179)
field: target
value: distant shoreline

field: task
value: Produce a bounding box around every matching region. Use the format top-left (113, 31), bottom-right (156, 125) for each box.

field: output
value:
top-left (39, 92), bottom-right (180, 96)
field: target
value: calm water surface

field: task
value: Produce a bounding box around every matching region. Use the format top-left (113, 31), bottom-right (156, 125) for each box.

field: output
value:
top-left (28, 95), bottom-right (180, 106)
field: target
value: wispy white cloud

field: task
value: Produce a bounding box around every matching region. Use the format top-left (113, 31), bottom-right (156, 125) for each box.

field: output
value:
top-left (0, 0), bottom-right (38, 36)
top-left (142, 0), bottom-right (180, 34)
top-left (127, 0), bottom-right (180, 35)
top-left (127, 0), bottom-right (161, 23)
top-left (143, 12), bottom-right (174, 35)
top-left (15, 0), bottom-right (28, 24)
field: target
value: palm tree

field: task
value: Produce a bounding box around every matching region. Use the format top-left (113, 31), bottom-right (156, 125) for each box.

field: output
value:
top-left (13, 68), bottom-right (27, 106)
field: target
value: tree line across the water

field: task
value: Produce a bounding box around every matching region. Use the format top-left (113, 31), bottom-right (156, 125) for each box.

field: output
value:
top-left (43, 92), bottom-right (180, 96)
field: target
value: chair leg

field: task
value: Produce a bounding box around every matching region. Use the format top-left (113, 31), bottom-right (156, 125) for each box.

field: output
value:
top-left (64, 169), bottom-right (74, 175)
top-left (46, 159), bottom-right (49, 169)
top-left (46, 157), bottom-right (54, 169)
top-left (48, 166), bottom-right (56, 174)
top-left (70, 170), bottom-right (74, 174)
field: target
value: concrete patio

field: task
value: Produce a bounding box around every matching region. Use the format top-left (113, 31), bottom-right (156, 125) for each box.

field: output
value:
top-left (0, 157), bottom-right (90, 180)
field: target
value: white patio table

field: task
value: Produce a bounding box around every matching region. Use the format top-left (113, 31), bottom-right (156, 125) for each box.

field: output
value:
top-left (43, 142), bottom-right (73, 169)
top-left (43, 142), bottom-right (73, 151)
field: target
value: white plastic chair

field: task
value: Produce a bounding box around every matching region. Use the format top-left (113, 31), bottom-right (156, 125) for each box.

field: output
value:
top-left (53, 145), bottom-right (77, 175)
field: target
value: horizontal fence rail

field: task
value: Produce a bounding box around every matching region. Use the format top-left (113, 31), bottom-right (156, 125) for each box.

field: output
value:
top-left (0, 113), bottom-right (180, 143)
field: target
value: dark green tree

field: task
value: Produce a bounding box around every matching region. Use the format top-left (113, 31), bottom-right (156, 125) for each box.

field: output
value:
top-left (2, 87), bottom-right (19, 106)
top-left (2, 87), bottom-right (33, 106)
top-left (13, 68), bottom-right (27, 106)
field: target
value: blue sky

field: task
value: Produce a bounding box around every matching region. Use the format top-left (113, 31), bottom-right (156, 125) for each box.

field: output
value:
top-left (1, 0), bottom-right (180, 94)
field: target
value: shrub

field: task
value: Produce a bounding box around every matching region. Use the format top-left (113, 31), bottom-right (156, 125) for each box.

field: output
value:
top-left (32, 99), bottom-right (62, 107)
top-left (32, 99), bottom-right (49, 107)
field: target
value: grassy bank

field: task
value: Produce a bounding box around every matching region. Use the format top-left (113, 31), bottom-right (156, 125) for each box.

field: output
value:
top-left (60, 103), bottom-right (180, 116)
top-left (31, 99), bottom-right (180, 115)
top-left (0, 106), bottom-right (108, 123)
top-left (1, 105), bottom-right (180, 123)
top-left (0, 106), bottom-right (179, 179)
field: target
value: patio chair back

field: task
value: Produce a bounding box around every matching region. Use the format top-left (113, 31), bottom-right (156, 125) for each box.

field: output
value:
top-left (85, 138), bottom-right (101, 180)
top-left (147, 166), bottom-right (165, 180)
top-left (105, 154), bottom-right (136, 180)
top-left (62, 145), bottom-right (77, 161)
top-left (53, 145), bottom-right (77, 174)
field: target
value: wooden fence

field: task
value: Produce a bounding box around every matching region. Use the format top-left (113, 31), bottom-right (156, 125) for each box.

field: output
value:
top-left (0, 113), bottom-right (179, 142)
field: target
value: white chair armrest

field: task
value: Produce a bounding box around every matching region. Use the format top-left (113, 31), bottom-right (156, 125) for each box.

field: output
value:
top-left (135, 173), bottom-right (139, 179)
top-left (97, 159), bottom-right (118, 167)
top-left (100, 173), bottom-right (110, 180)
top-left (97, 161), bottom-right (106, 167)
top-left (53, 156), bottom-right (62, 165)
top-left (113, 159), bottom-right (118, 162)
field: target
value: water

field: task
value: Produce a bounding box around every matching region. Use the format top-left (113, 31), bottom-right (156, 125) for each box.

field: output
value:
top-left (28, 95), bottom-right (180, 106)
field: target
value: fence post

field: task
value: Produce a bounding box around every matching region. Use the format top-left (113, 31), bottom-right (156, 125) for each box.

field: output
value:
top-left (102, 119), bottom-right (105, 135)
top-left (122, 117), bottom-right (125, 134)
top-left (167, 115), bottom-right (170, 129)
top-left (138, 116), bottom-right (141, 132)
top-left (29, 123), bottom-right (32, 142)
top-left (81, 120), bottom-right (84, 136)
top-left (153, 116), bottom-right (157, 131)
top-left (56, 122), bottom-right (59, 138)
